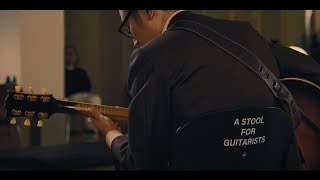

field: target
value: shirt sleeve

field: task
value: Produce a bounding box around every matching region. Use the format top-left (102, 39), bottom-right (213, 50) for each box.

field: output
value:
top-left (111, 49), bottom-right (172, 170)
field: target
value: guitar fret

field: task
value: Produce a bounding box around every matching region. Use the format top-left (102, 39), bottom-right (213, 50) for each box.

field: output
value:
top-left (102, 106), bottom-right (104, 114)
top-left (72, 103), bottom-right (128, 119)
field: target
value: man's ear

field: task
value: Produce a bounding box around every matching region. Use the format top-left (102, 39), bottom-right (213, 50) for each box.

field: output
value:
top-left (144, 10), bottom-right (155, 20)
top-left (136, 10), bottom-right (155, 22)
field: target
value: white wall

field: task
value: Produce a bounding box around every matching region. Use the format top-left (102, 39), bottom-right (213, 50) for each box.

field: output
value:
top-left (0, 10), bottom-right (66, 147)
top-left (19, 10), bottom-right (64, 99)
top-left (0, 10), bottom-right (20, 85)
top-left (19, 10), bottom-right (65, 146)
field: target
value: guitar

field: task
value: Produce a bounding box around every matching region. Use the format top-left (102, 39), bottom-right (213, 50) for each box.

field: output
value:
top-left (4, 80), bottom-right (320, 170)
top-left (280, 77), bottom-right (320, 170)
top-left (4, 86), bottom-right (128, 127)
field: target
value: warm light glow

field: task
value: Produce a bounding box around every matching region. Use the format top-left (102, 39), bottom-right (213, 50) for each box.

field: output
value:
top-left (288, 46), bottom-right (309, 55)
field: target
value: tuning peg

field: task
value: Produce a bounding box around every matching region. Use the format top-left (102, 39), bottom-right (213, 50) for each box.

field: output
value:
top-left (28, 87), bottom-right (34, 94)
top-left (38, 112), bottom-right (48, 119)
top-left (15, 86), bottom-right (22, 93)
top-left (41, 88), bottom-right (48, 94)
top-left (25, 111), bottom-right (35, 117)
top-left (11, 109), bottom-right (22, 116)
top-left (24, 119), bottom-right (31, 126)
top-left (10, 117), bottom-right (17, 125)
top-left (37, 120), bottom-right (43, 127)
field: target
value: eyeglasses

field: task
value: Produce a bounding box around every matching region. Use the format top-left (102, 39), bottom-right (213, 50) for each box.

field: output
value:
top-left (118, 10), bottom-right (135, 38)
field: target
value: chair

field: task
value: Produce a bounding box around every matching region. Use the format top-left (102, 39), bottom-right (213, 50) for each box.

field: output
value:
top-left (169, 107), bottom-right (302, 170)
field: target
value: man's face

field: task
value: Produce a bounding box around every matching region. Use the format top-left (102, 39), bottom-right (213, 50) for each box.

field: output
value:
top-left (65, 47), bottom-right (77, 67)
top-left (118, 10), bottom-right (159, 48)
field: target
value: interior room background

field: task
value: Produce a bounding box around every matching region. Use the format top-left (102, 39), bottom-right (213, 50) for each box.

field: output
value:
top-left (0, 10), bottom-right (319, 148)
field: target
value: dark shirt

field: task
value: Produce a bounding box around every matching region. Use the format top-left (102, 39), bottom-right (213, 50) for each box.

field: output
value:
top-left (65, 67), bottom-right (91, 97)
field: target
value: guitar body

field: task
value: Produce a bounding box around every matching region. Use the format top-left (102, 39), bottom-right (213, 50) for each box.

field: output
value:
top-left (281, 78), bottom-right (320, 170)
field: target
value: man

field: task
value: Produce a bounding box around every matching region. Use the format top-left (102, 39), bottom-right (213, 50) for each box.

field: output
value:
top-left (86, 10), bottom-right (320, 170)
top-left (65, 46), bottom-right (91, 97)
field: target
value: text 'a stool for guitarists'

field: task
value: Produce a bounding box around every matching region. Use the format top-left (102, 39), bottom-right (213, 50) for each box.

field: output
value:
top-left (169, 107), bottom-right (302, 170)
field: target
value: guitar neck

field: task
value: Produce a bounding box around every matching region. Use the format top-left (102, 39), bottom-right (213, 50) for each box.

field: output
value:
top-left (57, 99), bottom-right (128, 122)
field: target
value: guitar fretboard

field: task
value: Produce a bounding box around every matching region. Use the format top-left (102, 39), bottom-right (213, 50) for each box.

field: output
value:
top-left (62, 100), bottom-right (128, 122)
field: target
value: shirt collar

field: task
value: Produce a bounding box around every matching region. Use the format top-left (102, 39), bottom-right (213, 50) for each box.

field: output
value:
top-left (162, 10), bottom-right (187, 33)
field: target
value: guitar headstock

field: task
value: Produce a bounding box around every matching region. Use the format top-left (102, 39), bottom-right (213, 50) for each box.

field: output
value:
top-left (4, 86), bottom-right (57, 127)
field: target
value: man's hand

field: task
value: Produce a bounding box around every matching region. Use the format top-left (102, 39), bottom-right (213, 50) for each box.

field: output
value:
top-left (85, 107), bottom-right (122, 137)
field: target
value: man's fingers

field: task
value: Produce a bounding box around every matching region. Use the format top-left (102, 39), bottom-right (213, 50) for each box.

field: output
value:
top-left (87, 107), bottom-right (101, 119)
